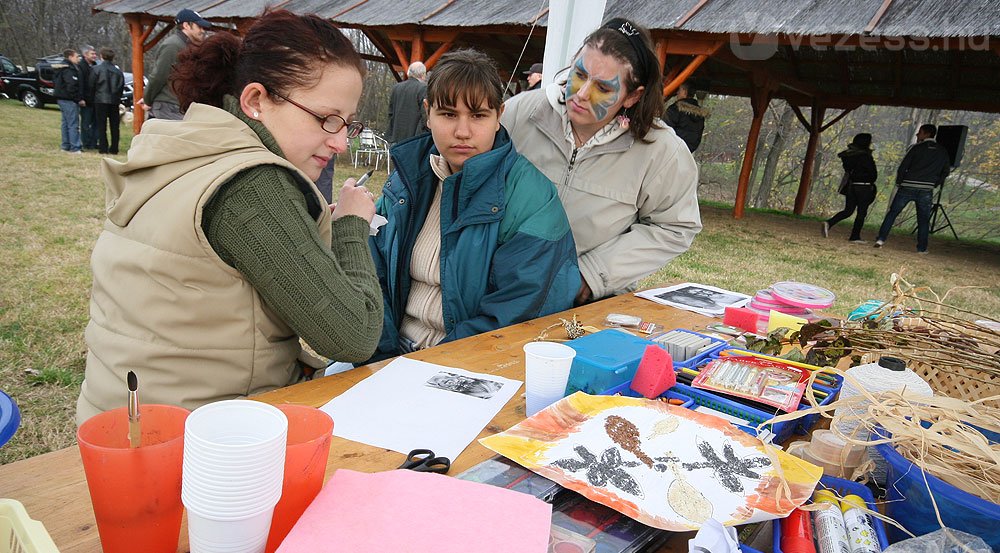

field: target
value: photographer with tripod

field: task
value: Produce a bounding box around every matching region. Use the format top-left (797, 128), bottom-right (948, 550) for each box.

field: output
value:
top-left (873, 123), bottom-right (951, 254)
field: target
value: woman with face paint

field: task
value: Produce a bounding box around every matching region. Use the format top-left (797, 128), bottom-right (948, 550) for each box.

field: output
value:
top-left (502, 18), bottom-right (702, 304)
top-left (368, 49), bottom-right (579, 361)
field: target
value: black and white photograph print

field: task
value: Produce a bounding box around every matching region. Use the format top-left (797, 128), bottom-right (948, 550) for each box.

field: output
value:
top-left (425, 371), bottom-right (504, 399)
top-left (637, 283), bottom-right (750, 316)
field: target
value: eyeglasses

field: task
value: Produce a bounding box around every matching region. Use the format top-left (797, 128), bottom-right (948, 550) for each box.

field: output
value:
top-left (268, 90), bottom-right (364, 138)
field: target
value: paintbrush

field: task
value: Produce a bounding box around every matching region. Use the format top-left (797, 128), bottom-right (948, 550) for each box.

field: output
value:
top-left (127, 370), bottom-right (141, 448)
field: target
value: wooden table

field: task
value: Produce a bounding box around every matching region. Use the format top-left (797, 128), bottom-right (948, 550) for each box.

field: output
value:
top-left (0, 294), bottom-right (715, 552)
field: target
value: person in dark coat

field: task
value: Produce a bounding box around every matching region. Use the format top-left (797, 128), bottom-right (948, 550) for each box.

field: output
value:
top-left (53, 49), bottom-right (84, 153)
top-left (874, 124), bottom-right (952, 254)
top-left (822, 133), bottom-right (878, 243)
top-left (79, 45), bottom-right (99, 149)
top-left (664, 83), bottom-right (709, 152)
top-left (387, 61), bottom-right (427, 144)
top-left (89, 48), bottom-right (125, 154)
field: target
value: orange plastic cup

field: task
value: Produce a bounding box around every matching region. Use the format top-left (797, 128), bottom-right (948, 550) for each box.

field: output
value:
top-left (265, 404), bottom-right (334, 553)
top-left (77, 404), bottom-right (189, 553)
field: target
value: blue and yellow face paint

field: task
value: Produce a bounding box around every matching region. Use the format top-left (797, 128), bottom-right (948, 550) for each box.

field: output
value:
top-left (564, 58), bottom-right (622, 122)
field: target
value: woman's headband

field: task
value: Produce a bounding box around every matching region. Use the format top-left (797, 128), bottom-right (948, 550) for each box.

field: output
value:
top-left (601, 18), bottom-right (652, 85)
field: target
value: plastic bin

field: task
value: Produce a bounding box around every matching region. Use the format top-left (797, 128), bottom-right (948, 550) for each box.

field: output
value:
top-left (563, 330), bottom-right (661, 395)
top-left (772, 475), bottom-right (889, 552)
top-left (0, 499), bottom-right (60, 553)
top-left (0, 391), bottom-right (20, 448)
top-left (874, 426), bottom-right (1000, 549)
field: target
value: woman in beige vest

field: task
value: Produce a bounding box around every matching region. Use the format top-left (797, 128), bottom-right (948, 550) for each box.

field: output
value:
top-left (77, 10), bottom-right (383, 423)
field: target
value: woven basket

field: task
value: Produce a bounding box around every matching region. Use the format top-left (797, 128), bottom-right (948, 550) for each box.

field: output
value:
top-left (859, 350), bottom-right (999, 405)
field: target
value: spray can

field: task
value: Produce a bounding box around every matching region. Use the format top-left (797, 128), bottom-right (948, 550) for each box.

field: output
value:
top-left (840, 494), bottom-right (881, 553)
top-left (812, 490), bottom-right (851, 553)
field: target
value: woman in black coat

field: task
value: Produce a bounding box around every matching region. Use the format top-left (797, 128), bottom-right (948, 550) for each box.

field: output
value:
top-left (822, 133), bottom-right (878, 242)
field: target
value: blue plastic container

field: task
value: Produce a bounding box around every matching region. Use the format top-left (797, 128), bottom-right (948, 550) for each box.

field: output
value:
top-left (564, 330), bottom-right (661, 395)
top-left (772, 475), bottom-right (889, 552)
top-left (0, 390), bottom-right (20, 448)
top-left (874, 427), bottom-right (1000, 549)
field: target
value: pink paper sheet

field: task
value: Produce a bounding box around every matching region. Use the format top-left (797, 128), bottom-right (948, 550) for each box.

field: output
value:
top-left (276, 469), bottom-right (552, 552)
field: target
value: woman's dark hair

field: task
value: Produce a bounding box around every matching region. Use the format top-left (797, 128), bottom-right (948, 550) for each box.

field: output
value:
top-left (851, 133), bottom-right (873, 149)
top-left (426, 49), bottom-right (503, 113)
top-left (567, 17), bottom-right (664, 142)
top-left (172, 10), bottom-right (365, 111)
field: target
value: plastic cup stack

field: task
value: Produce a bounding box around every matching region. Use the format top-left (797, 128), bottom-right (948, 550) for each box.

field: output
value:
top-left (182, 400), bottom-right (288, 553)
top-left (523, 342), bottom-right (577, 416)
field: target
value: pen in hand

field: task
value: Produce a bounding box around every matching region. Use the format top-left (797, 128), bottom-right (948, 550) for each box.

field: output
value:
top-left (354, 170), bottom-right (374, 189)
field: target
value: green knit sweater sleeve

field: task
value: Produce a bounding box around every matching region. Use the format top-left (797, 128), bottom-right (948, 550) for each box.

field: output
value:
top-left (202, 165), bottom-right (383, 362)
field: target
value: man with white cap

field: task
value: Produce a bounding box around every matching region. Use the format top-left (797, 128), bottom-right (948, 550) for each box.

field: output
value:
top-left (139, 8), bottom-right (212, 120)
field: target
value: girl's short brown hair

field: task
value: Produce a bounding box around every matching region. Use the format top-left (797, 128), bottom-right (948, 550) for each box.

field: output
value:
top-left (426, 49), bottom-right (503, 112)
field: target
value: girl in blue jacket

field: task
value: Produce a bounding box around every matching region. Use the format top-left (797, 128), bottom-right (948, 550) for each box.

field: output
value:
top-left (369, 49), bottom-right (579, 360)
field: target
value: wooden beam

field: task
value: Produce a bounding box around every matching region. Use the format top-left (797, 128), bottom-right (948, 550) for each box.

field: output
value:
top-left (794, 99), bottom-right (825, 215)
top-left (425, 41), bottom-right (454, 69)
top-left (125, 15), bottom-right (147, 135)
top-left (389, 40), bottom-right (409, 69)
top-left (655, 39), bottom-right (668, 73)
top-left (333, 0), bottom-right (371, 19)
top-left (734, 79), bottom-right (771, 218)
top-left (865, 0), bottom-right (896, 34)
top-left (790, 104), bottom-right (811, 133)
top-left (411, 31), bottom-right (425, 64)
top-left (658, 37), bottom-right (723, 56)
top-left (662, 46), bottom-right (720, 97)
top-left (422, 0), bottom-right (456, 22)
top-left (144, 23), bottom-right (174, 52)
top-left (675, 0), bottom-right (711, 29)
top-left (820, 107), bottom-right (856, 133)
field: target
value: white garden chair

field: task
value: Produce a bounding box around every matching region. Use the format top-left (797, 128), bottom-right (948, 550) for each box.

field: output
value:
top-left (352, 129), bottom-right (391, 172)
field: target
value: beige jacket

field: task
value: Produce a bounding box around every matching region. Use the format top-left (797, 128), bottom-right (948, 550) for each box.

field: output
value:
top-left (76, 103), bottom-right (331, 424)
top-left (502, 88), bottom-right (702, 299)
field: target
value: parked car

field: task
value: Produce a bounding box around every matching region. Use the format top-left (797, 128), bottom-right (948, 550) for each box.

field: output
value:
top-left (1, 54), bottom-right (63, 108)
top-left (2, 54), bottom-right (140, 113)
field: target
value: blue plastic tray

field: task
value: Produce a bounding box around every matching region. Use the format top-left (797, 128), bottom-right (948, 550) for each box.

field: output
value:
top-left (773, 475), bottom-right (889, 552)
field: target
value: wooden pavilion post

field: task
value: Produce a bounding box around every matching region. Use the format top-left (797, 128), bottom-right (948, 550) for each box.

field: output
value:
top-left (733, 78), bottom-right (772, 218)
top-left (125, 14), bottom-right (150, 136)
top-left (793, 98), bottom-right (826, 215)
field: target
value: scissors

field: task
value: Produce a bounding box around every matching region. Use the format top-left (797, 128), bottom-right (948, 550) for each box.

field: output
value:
top-left (398, 449), bottom-right (451, 474)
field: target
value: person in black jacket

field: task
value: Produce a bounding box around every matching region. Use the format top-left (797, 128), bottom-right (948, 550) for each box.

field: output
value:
top-left (53, 49), bottom-right (84, 154)
top-left (664, 83), bottom-right (709, 152)
top-left (874, 124), bottom-right (952, 254)
top-left (89, 48), bottom-right (125, 154)
top-left (79, 45), bottom-right (99, 150)
top-left (822, 133), bottom-right (878, 243)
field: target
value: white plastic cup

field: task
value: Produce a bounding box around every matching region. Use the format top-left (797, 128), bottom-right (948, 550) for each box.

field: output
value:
top-left (523, 341), bottom-right (576, 416)
top-left (184, 400), bottom-right (288, 450)
top-left (187, 507), bottom-right (274, 553)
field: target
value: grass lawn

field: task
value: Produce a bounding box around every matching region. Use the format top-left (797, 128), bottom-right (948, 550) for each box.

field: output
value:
top-left (1, 100), bottom-right (998, 465)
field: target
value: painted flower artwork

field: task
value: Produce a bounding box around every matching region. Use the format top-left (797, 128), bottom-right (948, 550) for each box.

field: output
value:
top-left (480, 393), bottom-right (822, 531)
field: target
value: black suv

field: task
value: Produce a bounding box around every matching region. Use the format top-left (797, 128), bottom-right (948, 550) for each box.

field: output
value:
top-left (0, 54), bottom-right (62, 108)
top-left (1, 54), bottom-right (136, 110)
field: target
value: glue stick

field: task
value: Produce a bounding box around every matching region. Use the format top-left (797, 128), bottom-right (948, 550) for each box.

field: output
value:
top-left (812, 490), bottom-right (851, 553)
top-left (840, 494), bottom-right (880, 553)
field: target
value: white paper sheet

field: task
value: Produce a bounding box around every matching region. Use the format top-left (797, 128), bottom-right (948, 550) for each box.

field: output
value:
top-left (635, 283), bottom-right (750, 317)
top-left (320, 357), bottom-right (522, 460)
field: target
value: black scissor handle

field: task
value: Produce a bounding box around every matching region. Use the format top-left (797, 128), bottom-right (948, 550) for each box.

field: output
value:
top-left (399, 449), bottom-right (451, 474)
